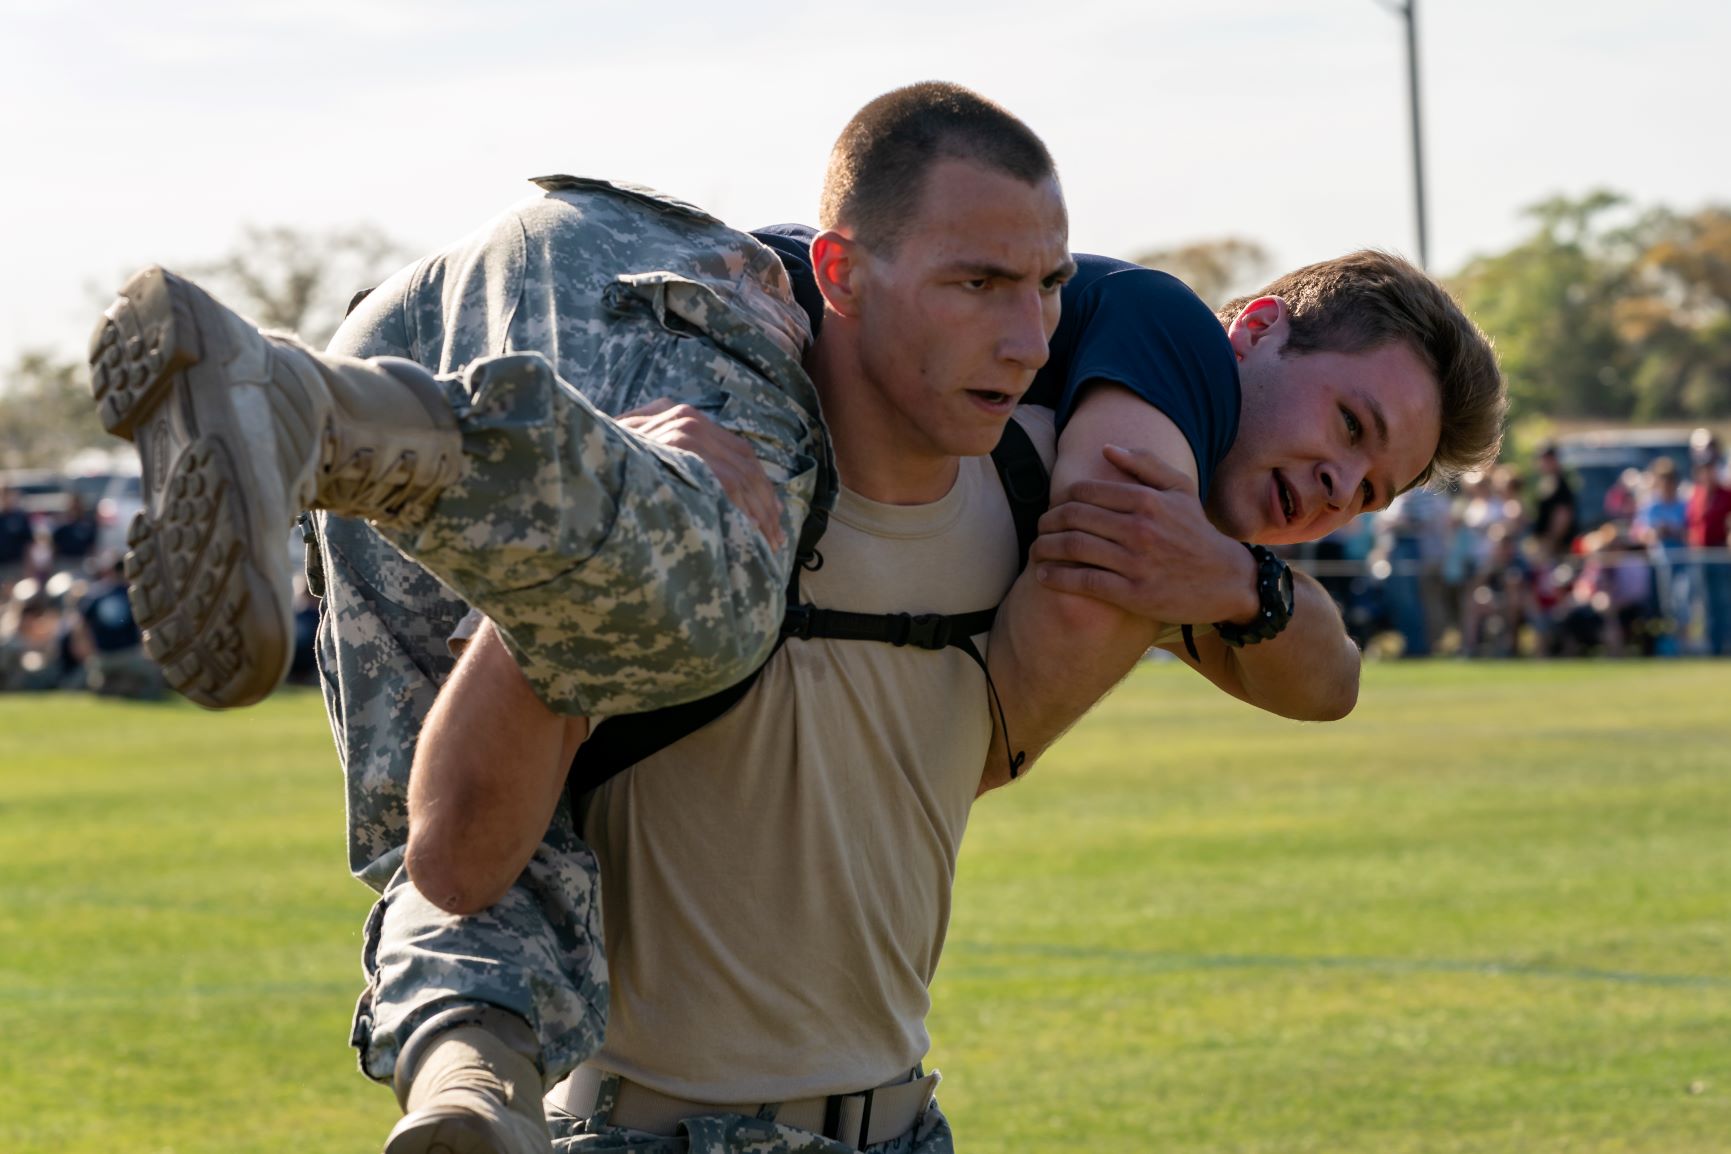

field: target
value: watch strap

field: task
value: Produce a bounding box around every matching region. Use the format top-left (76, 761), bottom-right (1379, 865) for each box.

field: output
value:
top-left (1212, 543), bottom-right (1294, 648)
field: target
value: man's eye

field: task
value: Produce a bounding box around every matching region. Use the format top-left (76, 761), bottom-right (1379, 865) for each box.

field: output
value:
top-left (1342, 406), bottom-right (1362, 440)
top-left (963, 278), bottom-right (991, 292)
top-left (1362, 479), bottom-right (1377, 508)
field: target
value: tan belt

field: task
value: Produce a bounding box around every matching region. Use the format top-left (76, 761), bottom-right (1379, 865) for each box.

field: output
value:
top-left (549, 1065), bottom-right (940, 1150)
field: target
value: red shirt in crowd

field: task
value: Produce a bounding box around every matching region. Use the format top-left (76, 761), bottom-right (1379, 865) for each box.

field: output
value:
top-left (1686, 474), bottom-right (1731, 547)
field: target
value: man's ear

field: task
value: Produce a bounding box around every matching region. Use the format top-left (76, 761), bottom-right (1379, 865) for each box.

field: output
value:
top-left (1226, 296), bottom-right (1290, 360)
top-left (811, 229), bottom-right (864, 319)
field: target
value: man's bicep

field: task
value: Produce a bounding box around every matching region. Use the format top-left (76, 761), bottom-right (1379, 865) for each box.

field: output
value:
top-left (1055, 381), bottom-right (1200, 500)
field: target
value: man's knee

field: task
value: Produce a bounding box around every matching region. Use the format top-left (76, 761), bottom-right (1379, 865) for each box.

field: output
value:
top-left (359, 856), bottom-right (605, 1081)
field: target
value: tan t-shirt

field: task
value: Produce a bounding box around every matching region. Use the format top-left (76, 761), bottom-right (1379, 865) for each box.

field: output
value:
top-left (580, 408), bottom-right (1057, 1102)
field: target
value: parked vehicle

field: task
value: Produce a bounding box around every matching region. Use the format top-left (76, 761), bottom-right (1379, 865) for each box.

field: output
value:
top-left (0, 468), bottom-right (70, 531)
top-left (67, 470), bottom-right (144, 555)
top-left (1554, 429), bottom-right (1695, 532)
top-left (59, 449), bottom-right (144, 557)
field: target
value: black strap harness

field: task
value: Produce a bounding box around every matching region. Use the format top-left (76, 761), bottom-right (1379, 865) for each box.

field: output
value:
top-left (566, 419), bottom-right (1050, 802)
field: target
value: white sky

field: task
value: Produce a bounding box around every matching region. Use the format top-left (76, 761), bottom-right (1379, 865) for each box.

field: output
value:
top-left (2, 0), bottom-right (1727, 368)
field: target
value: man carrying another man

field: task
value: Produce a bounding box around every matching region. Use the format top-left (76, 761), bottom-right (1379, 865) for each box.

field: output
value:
top-left (90, 83), bottom-right (1502, 1153)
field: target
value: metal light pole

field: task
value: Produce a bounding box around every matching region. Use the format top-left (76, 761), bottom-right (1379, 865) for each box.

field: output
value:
top-left (1376, 0), bottom-right (1429, 268)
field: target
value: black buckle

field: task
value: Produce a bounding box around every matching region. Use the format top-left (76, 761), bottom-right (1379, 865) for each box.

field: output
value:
top-left (781, 603), bottom-right (815, 641)
top-left (894, 613), bottom-right (951, 650)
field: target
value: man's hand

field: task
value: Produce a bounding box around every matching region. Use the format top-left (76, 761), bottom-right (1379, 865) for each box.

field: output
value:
top-left (619, 398), bottom-right (784, 550)
top-left (1031, 443), bottom-right (1257, 627)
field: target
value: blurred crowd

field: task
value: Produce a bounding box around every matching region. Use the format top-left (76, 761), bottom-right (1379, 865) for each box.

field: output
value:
top-left (0, 483), bottom-right (318, 697)
top-left (1295, 429), bottom-right (1731, 658)
top-left (0, 484), bottom-right (162, 696)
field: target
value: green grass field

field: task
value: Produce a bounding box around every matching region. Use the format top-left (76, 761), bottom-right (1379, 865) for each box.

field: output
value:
top-left (2, 662), bottom-right (1727, 1152)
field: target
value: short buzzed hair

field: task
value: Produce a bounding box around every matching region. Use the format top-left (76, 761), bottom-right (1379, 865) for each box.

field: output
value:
top-left (1220, 251), bottom-right (1506, 490)
top-left (819, 81), bottom-right (1057, 254)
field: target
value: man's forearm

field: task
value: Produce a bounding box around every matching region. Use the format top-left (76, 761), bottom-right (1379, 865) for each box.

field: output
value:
top-left (407, 620), bottom-right (586, 914)
top-left (979, 568), bottom-right (1157, 794)
top-left (1168, 569), bottom-right (1359, 721)
top-left (979, 562), bottom-right (1358, 797)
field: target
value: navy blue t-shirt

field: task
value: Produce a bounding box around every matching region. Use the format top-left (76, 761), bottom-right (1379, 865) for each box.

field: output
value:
top-left (0, 509), bottom-right (30, 564)
top-left (53, 515), bottom-right (98, 561)
top-left (79, 581), bottom-right (141, 653)
top-left (751, 227), bottom-right (1240, 499)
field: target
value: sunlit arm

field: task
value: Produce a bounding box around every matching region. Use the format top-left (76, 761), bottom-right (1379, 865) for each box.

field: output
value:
top-left (978, 557), bottom-right (1158, 795)
top-left (1159, 569), bottom-right (1359, 722)
top-left (406, 618), bottom-right (587, 915)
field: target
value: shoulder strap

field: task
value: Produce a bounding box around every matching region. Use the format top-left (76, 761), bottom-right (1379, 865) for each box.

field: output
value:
top-left (991, 416), bottom-right (1049, 573)
top-left (566, 421), bottom-right (1050, 802)
top-left (566, 666), bottom-right (769, 795)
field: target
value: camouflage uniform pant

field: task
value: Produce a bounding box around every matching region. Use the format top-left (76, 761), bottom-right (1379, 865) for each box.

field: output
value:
top-left (547, 1080), bottom-right (954, 1154)
top-left (319, 178), bottom-right (826, 1085)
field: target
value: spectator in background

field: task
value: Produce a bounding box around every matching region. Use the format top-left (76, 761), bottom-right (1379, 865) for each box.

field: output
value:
top-left (22, 522), bottom-right (54, 587)
top-left (74, 555), bottom-right (164, 699)
top-left (1461, 522), bottom-right (1534, 656)
top-left (0, 580), bottom-right (69, 692)
top-left (1375, 485), bottom-right (1452, 656)
top-left (1634, 457), bottom-right (1690, 654)
top-left (1524, 535), bottom-right (1568, 651)
top-left (1311, 512), bottom-right (1381, 648)
top-left (51, 493), bottom-right (99, 565)
top-left (1637, 457), bottom-right (1691, 549)
top-left (1555, 524), bottom-right (1655, 656)
top-left (1685, 430), bottom-right (1731, 656)
top-left (0, 488), bottom-right (30, 594)
top-left (1493, 465), bottom-right (1526, 528)
top-left (1601, 467), bottom-right (1643, 527)
top-left (1444, 478), bottom-right (1481, 641)
top-left (1532, 442), bottom-right (1578, 559)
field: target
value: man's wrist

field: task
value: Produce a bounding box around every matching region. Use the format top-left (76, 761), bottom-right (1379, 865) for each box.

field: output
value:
top-left (1213, 544), bottom-right (1297, 648)
top-left (1217, 539), bottom-right (1261, 625)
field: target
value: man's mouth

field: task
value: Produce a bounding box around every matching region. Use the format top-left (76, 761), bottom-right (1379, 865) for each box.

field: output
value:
top-left (1273, 470), bottom-right (1299, 525)
top-left (966, 389), bottom-right (1017, 412)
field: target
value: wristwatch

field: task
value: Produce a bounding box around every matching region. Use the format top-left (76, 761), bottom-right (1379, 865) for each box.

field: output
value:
top-left (1213, 543), bottom-right (1296, 647)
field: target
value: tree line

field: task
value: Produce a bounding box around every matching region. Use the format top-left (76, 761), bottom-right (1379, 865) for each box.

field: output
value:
top-left (1450, 192), bottom-right (1731, 425)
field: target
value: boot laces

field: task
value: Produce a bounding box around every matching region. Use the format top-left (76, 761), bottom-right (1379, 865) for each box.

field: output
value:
top-left (318, 421), bottom-right (458, 524)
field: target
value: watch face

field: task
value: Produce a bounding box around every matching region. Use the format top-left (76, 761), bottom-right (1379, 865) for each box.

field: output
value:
top-left (1277, 564), bottom-right (1295, 615)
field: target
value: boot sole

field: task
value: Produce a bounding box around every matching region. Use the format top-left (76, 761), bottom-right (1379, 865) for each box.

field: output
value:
top-left (89, 268), bottom-right (294, 709)
top-left (385, 1108), bottom-right (530, 1154)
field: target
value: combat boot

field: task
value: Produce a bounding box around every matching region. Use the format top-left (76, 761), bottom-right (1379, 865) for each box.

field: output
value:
top-left (386, 1005), bottom-right (552, 1154)
top-left (88, 266), bottom-right (464, 709)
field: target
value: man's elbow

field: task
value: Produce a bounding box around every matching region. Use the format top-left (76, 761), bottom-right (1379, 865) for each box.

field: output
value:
top-left (406, 830), bottom-right (517, 917)
top-left (1285, 660), bottom-right (1359, 722)
top-left (1308, 672), bottom-right (1359, 722)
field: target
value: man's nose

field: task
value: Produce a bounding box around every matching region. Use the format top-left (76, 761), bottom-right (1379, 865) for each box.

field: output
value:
top-left (1319, 458), bottom-right (1369, 511)
top-left (999, 287), bottom-right (1051, 371)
